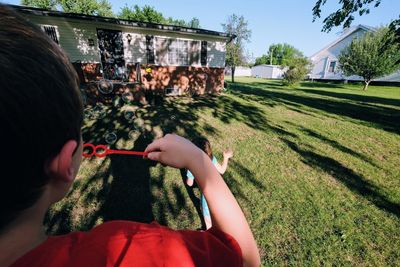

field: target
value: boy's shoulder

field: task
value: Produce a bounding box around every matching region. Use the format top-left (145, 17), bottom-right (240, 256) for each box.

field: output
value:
top-left (11, 221), bottom-right (242, 267)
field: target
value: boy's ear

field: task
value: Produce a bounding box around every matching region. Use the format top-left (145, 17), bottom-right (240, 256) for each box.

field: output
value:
top-left (45, 140), bottom-right (78, 183)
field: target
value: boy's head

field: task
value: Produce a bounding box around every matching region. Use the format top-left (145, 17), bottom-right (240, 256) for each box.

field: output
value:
top-left (192, 137), bottom-right (213, 159)
top-left (0, 5), bottom-right (83, 231)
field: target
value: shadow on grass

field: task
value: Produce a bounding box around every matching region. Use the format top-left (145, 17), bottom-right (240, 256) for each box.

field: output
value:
top-left (296, 126), bottom-right (380, 168)
top-left (297, 88), bottom-right (400, 108)
top-left (281, 138), bottom-right (400, 218)
top-left (45, 93), bottom-right (272, 234)
top-left (228, 82), bottom-right (400, 135)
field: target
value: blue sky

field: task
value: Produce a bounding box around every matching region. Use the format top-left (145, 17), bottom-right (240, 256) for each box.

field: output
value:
top-left (3, 0), bottom-right (399, 58)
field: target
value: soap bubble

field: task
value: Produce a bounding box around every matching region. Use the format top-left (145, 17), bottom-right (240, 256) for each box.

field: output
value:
top-left (104, 132), bottom-right (117, 144)
top-left (122, 92), bottom-right (134, 103)
top-left (97, 80), bottom-right (113, 94)
top-left (124, 110), bottom-right (135, 121)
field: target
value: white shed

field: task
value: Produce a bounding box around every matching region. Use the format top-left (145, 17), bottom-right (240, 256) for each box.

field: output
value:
top-left (251, 65), bottom-right (286, 79)
top-left (225, 66), bottom-right (252, 77)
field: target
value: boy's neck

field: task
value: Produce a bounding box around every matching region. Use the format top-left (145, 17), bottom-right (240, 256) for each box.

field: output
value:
top-left (0, 194), bottom-right (49, 267)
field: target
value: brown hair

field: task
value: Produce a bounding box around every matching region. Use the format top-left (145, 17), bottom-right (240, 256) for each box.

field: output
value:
top-left (0, 5), bottom-right (83, 230)
top-left (192, 137), bottom-right (213, 159)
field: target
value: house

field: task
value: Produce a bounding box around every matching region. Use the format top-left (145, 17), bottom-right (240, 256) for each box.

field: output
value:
top-left (309, 24), bottom-right (400, 83)
top-left (9, 4), bottom-right (232, 101)
top-left (225, 66), bottom-right (252, 77)
top-left (251, 65), bottom-right (286, 79)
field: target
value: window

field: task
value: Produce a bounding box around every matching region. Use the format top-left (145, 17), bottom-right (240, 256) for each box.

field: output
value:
top-left (168, 39), bottom-right (189, 65)
top-left (328, 61), bottom-right (336, 73)
top-left (40, 25), bottom-right (59, 44)
top-left (201, 41), bottom-right (207, 66)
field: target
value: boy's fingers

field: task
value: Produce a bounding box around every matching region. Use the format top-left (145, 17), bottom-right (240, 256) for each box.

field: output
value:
top-left (145, 138), bottom-right (164, 153)
top-left (147, 151), bottom-right (162, 161)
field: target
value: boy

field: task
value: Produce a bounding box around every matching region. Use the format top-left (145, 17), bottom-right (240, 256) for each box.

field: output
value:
top-left (0, 5), bottom-right (260, 267)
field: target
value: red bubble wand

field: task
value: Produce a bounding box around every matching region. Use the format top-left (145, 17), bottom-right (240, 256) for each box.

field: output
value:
top-left (83, 143), bottom-right (148, 158)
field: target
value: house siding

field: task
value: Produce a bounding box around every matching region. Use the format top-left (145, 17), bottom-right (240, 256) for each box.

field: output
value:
top-left (23, 13), bottom-right (226, 68)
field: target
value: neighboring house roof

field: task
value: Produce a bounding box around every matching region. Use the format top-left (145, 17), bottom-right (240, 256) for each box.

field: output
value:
top-left (310, 24), bottom-right (375, 59)
top-left (8, 4), bottom-right (234, 40)
top-left (252, 64), bottom-right (281, 68)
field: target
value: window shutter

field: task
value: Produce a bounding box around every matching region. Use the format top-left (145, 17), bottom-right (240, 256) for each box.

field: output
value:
top-left (189, 41), bottom-right (200, 65)
top-left (201, 41), bottom-right (207, 66)
top-left (41, 25), bottom-right (59, 44)
top-left (146, 35), bottom-right (155, 64)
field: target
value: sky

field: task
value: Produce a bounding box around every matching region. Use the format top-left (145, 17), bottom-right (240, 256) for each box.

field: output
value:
top-left (3, 0), bottom-right (399, 58)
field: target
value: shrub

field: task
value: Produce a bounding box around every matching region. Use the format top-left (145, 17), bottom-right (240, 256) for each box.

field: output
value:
top-left (282, 57), bottom-right (312, 86)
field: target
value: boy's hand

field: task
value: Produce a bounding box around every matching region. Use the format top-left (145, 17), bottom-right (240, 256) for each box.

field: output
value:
top-left (223, 149), bottom-right (233, 159)
top-left (145, 134), bottom-right (203, 169)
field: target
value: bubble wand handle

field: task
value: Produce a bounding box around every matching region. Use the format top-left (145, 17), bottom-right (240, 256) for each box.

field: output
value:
top-left (82, 143), bottom-right (148, 158)
top-left (107, 149), bottom-right (148, 157)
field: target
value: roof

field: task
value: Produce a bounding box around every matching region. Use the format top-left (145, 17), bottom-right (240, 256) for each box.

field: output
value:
top-left (252, 64), bottom-right (282, 68)
top-left (310, 24), bottom-right (375, 59)
top-left (7, 4), bottom-right (234, 40)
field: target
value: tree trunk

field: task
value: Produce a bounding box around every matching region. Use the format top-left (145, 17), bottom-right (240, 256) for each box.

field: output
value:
top-left (231, 66), bottom-right (235, 83)
top-left (363, 80), bottom-right (370, 90)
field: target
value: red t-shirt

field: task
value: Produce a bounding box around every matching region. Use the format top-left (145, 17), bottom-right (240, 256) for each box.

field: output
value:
top-left (10, 221), bottom-right (242, 267)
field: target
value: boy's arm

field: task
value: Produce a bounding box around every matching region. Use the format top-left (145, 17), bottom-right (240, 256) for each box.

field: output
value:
top-left (145, 135), bottom-right (260, 267)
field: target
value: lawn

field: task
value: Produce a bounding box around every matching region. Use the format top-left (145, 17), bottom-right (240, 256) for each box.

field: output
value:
top-left (46, 77), bottom-right (400, 266)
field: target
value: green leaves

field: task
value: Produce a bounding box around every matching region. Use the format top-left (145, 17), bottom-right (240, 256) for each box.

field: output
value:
top-left (118, 5), bottom-right (200, 27)
top-left (282, 57), bottom-right (312, 86)
top-left (312, 0), bottom-right (384, 32)
top-left (21, 0), bottom-right (113, 16)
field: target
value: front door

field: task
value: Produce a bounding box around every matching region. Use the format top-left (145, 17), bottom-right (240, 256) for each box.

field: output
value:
top-left (97, 28), bottom-right (125, 80)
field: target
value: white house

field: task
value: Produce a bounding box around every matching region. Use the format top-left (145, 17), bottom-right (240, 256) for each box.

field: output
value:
top-left (251, 65), bottom-right (286, 79)
top-left (309, 24), bottom-right (400, 82)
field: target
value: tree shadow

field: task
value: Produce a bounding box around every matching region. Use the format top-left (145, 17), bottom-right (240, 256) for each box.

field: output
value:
top-left (297, 88), bottom-right (400, 108)
top-left (294, 126), bottom-right (380, 168)
top-left (228, 82), bottom-right (400, 135)
top-left (281, 138), bottom-right (400, 218)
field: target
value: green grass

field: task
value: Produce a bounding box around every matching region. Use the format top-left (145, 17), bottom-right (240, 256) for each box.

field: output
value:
top-left (46, 77), bottom-right (400, 266)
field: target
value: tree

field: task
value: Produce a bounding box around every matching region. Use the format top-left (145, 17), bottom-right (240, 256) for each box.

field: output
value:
top-left (118, 5), bottom-right (201, 27)
top-left (267, 43), bottom-right (304, 65)
top-left (118, 5), bottom-right (164, 23)
top-left (59, 0), bottom-right (113, 16)
top-left (21, 0), bottom-right (113, 16)
top-left (21, 0), bottom-right (57, 9)
top-left (282, 57), bottom-right (312, 86)
top-left (312, 0), bottom-right (383, 32)
top-left (222, 14), bottom-right (251, 83)
top-left (312, 0), bottom-right (399, 37)
top-left (254, 54), bottom-right (268, 66)
top-left (188, 17), bottom-right (201, 28)
top-left (255, 44), bottom-right (304, 66)
top-left (338, 27), bottom-right (400, 90)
